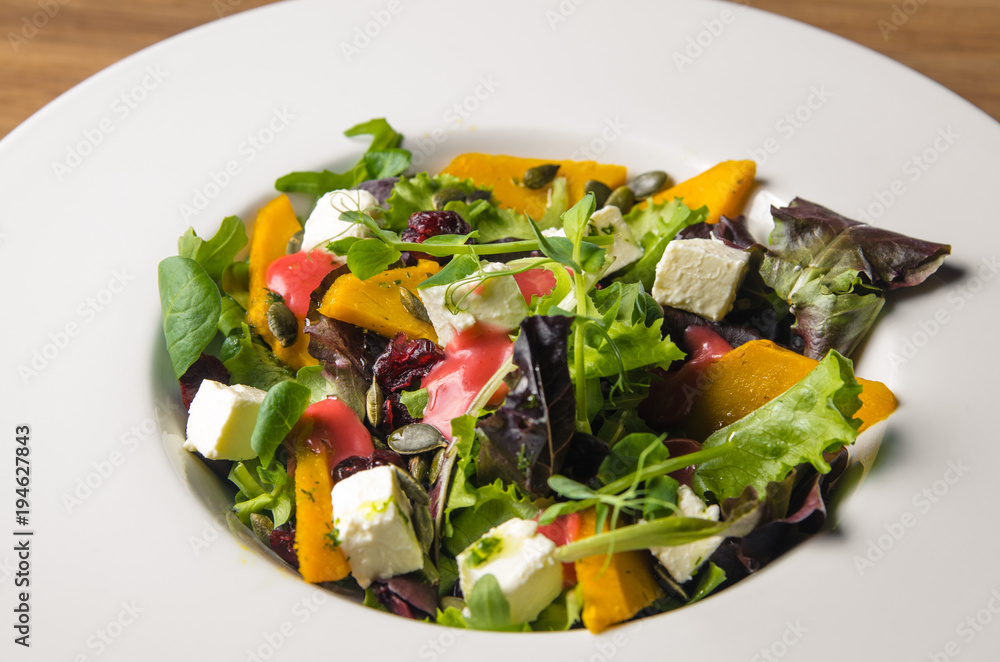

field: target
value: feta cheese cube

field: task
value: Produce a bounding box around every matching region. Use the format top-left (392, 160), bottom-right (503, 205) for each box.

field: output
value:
top-left (421, 262), bottom-right (528, 346)
top-left (587, 205), bottom-right (643, 275)
top-left (651, 238), bottom-right (750, 321)
top-left (331, 465), bottom-right (423, 588)
top-left (650, 485), bottom-right (724, 583)
top-left (457, 518), bottom-right (562, 625)
top-left (183, 380), bottom-right (267, 460)
top-left (301, 188), bottom-right (379, 257)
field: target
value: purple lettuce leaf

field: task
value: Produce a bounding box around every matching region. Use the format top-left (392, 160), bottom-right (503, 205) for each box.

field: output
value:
top-left (761, 198), bottom-right (950, 358)
top-left (476, 315), bottom-right (576, 497)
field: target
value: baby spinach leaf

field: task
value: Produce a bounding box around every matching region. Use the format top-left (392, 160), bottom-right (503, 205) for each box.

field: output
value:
top-left (251, 380), bottom-right (311, 468)
top-left (158, 256), bottom-right (222, 379)
top-left (177, 215), bottom-right (248, 282)
top-left (221, 323), bottom-right (293, 390)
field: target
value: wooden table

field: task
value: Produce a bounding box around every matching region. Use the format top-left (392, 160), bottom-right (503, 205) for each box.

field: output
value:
top-left (1, 0), bottom-right (997, 138)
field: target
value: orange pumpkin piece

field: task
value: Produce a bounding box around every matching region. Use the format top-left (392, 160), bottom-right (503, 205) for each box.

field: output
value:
top-left (318, 261), bottom-right (440, 342)
top-left (643, 160), bottom-right (756, 224)
top-left (573, 507), bottom-right (663, 633)
top-left (293, 431), bottom-right (350, 583)
top-left (685, 339), bottom-right (897, 441)
top-left (440, 153), bottom-right (627, 220)
top-left (246, 194), bottom-right (317, 370)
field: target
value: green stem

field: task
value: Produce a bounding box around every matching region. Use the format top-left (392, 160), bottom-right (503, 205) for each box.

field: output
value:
top-left (391, 235), bottom-right (614, 258)
top-left (597, 443), bottom-right (733, 496)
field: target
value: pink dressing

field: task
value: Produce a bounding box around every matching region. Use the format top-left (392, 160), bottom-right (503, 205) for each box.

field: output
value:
top-left (420, 326), bottom-right (514, 439)
top-left (512, 268), bottom-right (557, 305)
top-left (265, 249), bottom-right (340, 317)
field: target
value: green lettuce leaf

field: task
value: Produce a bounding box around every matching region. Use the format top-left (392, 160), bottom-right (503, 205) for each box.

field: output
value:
top-left (692, 350), bottom-right (862, 501)
top-left (619, 199), bottom-right (707, 290)
top-left (383, 172), bottom-right (480, 231)
top-left (158, 256), bottom-right (222, 379)
top-left (251, 380), bottom-right (311, 467)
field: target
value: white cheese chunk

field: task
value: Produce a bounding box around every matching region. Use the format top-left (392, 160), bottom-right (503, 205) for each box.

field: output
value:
top-left (421, 261), bottom-right (528, 346)
top-left (183, 380), bottom-right (266, 461)
top-left (331, 465), bottom-right (423, 588)
top-left (301, 188), bottom-right (379, 257)
top-left (457, 518), bottom-right (562, 625)
top-left (587, 205), bottom-right (643, 275)
top-left (650, 485), bottom-right (724, 583)
top-left (651, 238), bottom-right (750, 321)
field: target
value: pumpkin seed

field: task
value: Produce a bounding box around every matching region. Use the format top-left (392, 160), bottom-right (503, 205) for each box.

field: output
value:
top-left (606, 185), bottom-right (635, 214)
top-left (465, 190), bottom-right (491, 204)
top-left (392, 465), bottom-right (430, 506)
top-left (266, 301), bottom-right (298, 347)
top-left (413, 503), bottom-right (434, 553)
top-left (399, 288), bottom-right (432, 326)
top-left (408, 454), bottom-right (431, 483)
top-left (523, 163), bottom-right (560, 189)
top-left (428, 447), bottom-right (446, 484)
top-left (249, 513), bottom-right (274, 545)
top-left (629, 170), bottom-right (669, 199)
top-left (584, 180), bottom-right (613, 209)
top-left (432, 187), bottom-right (466, 210)
top-left (366, 381), bottom-right (384, 428)
top-left (286, 229), bottom-right (304, 254)
top-left (440, 596), bottom-right (465, 612)
top-left (419, 553), bottom-right (441, 584)
top-left (388, 423), bottom-right (447, 455)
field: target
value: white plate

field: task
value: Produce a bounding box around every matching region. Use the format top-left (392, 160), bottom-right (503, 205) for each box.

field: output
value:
top-left (3, 0), bottom-right (998, 659)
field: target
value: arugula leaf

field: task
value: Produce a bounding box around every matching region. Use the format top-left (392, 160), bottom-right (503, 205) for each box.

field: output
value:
top-left (251, 380), bottom-right (311, 467)
top-left (363, 148), bottom-right (411, 179)
top-left (158, 256), bottom-right (222, 379)
top-left (177, 216), bottom-right (248, 282)
top-left (597, 433), bottom-right (670, 484)
top-left (692, 350), bottom-right (862, 501)
top-left (221, 323), bottom-right (294, 390)
top-left (275, 118), bottom-right (405, 196)
top-left (561, 191), bottom-right (596, 247)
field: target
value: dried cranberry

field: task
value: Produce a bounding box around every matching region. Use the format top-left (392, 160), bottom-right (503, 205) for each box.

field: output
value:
top-left (269, 527), bottom-right (299, 568)
top-left (333, 455), bottom-right (371, 483)
top-left (381, 393), bottom-right (415, 432)
top-left (400, 210), bottom-right (471, 265)
top-left (178, 353), bottom-right (230, 410)
top-left (372, 333), bottom-right (445, 394)
top-left (370, 448), bottom-right (406, 471)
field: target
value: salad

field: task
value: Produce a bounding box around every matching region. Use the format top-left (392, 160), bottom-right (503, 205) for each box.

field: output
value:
top-left (158, 118), bottom-right (950, 633)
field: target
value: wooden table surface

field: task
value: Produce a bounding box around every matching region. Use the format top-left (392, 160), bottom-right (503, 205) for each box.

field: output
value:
top-left (1, 0), bottom-right (997, 139)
